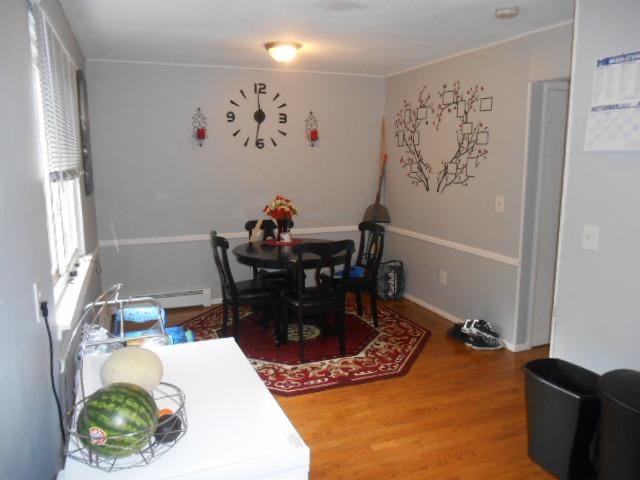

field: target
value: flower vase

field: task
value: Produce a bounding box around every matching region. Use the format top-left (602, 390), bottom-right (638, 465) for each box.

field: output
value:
top-left (276, 219), bottom-right (291, 243)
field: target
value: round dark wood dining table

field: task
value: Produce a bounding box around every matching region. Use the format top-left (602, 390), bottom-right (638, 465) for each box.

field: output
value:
top-left (232, 238), bottom-right (342, 270)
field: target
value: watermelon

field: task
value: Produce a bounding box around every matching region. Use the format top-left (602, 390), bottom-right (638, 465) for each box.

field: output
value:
top-left (77, 383), bottom-right (158, 458)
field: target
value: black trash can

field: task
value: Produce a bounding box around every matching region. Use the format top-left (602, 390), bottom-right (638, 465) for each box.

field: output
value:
top-left (524, 358), bottom-right (600, 480)
top-left (598, 369), bottom-right (640, 480)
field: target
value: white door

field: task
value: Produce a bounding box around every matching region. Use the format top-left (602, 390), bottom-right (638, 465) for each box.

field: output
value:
top-left (530, 82), bottom-right (569, 347)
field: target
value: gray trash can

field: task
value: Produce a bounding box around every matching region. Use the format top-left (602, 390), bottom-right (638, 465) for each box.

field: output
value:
top-left (524, 358), bottom-right (600, 480)
top-left (598, 369), bottom-right (640, 480)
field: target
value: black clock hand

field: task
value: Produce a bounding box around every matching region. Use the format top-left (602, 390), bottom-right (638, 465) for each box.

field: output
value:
top-left (257, 91), bottom-right (261, 111)
top-left (256, 121), bottom-right (261, 142)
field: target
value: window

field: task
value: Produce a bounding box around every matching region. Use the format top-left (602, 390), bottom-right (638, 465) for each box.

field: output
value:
top-left (28, 2), bottom-right (84, 296)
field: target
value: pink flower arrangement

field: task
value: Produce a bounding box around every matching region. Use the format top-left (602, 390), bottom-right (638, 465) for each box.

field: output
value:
top-left (263, 195), bottom-right (299, 220)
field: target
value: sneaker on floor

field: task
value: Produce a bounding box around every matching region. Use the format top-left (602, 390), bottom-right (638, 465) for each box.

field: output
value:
top-left (461, 318), bottom-right (499, 338)
top-left (447, 323), bottom-right (473, 343)
top-left (464, 333), bottom-right (504, 351)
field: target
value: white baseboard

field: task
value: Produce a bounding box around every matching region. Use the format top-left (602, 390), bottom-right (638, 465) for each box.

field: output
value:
top-left (504, 341), bottom-right (531, 352)
top-left (402, 293), bottom-right (528, 353)
top-left (404, 293), bottom-right (463, 324)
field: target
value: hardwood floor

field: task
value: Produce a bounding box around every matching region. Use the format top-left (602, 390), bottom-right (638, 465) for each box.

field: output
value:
top-left (168, 299), bottom-right (552, 479)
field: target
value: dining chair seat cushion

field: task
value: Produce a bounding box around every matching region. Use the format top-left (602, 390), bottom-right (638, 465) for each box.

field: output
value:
top-left (331, 265), bottom-right (366, 279)
top-left (320, 271), bottom-right (371, 289)
top-left (233, 278), bottom-right (278, 301)
top-left (281, 286), bottom-right (344, 309)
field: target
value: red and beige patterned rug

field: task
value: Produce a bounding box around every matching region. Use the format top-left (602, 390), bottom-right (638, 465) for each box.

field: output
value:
top-left (181, 300), bottom-right (430, 396)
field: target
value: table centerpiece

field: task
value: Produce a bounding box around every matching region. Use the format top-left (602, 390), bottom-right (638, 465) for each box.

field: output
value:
top-left (263, 195), bottom-right (298, 244)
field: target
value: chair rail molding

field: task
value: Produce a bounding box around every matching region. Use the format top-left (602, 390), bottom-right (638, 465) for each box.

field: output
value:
top-left (98, 225), bottom-right (360, 248)
top-left (387, 225), bottom-right (519, 267)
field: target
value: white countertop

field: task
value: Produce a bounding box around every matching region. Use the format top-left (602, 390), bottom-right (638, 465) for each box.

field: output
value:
top-left (59, 338), bottom-right (309, 480)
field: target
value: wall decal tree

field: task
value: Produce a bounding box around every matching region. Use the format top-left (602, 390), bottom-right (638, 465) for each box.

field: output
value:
top-left (394, 81), bottom-right (493, 193)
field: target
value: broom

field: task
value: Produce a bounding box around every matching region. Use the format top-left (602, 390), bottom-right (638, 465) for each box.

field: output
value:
top-left (363, 117), bottom-right (390, 223)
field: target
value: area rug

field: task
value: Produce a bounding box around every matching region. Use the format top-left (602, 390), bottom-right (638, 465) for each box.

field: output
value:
top-left (181, 300), bottom-right (430, 396)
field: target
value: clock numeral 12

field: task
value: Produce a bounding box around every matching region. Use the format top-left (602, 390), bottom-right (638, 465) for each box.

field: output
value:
top-left (254, 82), bottom-right (267, 94)
top-left (279, 113), bottom-right (287, 124)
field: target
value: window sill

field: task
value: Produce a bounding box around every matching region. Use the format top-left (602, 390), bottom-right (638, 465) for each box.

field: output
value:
top-left (54, 252), bottom-right (96, 341)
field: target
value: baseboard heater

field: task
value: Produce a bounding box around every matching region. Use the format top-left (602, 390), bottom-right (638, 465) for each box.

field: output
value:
top-left (137, 288), bottom-right (212, 309)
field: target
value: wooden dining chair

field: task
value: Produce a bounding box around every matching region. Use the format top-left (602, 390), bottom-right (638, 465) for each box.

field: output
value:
top-left (210, 231), bottom-right (278, 341)
top-left (244, 219), bottom-right (294, 282)
top-left (280, 239), bottom-right (355, 362)
top-left (320, 222), bottom-right (385, 327)
top-left (351, 222), bottom-right (385, 327)
top-left (244, 219), bottom-right (294, 241)
top-left (244, 219), bottom-right (276, 241)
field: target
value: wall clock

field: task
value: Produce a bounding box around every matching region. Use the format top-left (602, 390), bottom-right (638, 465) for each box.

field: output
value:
top-left (225, 82), bottom-right (288, 149)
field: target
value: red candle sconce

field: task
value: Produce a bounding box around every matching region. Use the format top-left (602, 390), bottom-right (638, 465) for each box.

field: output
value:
top-left (305, 111), bottom-right (319, 147)
top-left (192, 107), bottom-right (208, 147)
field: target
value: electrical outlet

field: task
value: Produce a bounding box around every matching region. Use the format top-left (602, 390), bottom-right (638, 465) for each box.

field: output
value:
top-left (32, 281), bottom-right (43, 323)
top-left (439, 270), bottom-right (448, 286)
top-left (495, 195), bottom-right (505, 213)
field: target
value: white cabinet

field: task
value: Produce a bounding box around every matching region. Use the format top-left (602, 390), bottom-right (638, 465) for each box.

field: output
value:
top-left (59, 338), bottom-right (309, 480)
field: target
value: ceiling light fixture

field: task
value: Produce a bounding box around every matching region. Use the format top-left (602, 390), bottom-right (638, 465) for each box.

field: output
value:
top-left (495, 6), bottom-right (519, 19)
top-left (265, 42), bottom-right (302, 63)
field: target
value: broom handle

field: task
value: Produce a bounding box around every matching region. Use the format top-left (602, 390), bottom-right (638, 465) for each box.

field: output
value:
top-left (375, 118), bottom-right (387, 201)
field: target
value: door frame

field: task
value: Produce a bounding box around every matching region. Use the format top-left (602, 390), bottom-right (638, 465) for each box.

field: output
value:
top-left (515, 78), bottom-right (570, 350)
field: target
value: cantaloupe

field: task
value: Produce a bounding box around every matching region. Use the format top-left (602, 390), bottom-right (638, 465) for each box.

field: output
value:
top-left (101, 347), bottom-right (163, 392)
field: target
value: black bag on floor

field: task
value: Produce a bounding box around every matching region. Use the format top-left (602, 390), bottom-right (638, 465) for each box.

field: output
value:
top-left (377, 260), bottom-right (404, 300)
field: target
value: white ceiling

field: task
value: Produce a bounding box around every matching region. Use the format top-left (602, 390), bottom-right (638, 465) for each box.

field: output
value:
top-left (60, 0), bottom-right (575, 77)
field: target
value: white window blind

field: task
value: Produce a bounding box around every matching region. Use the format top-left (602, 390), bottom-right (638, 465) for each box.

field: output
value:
top-left (30, 1), bottom-right (81, 180)
top-left (29, 1), bottom-right (83, 285)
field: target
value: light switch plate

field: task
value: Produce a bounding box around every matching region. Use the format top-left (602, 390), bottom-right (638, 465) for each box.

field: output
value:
top-left (439, 270), bottom-right (447, 286)
top-left (495, 195), bottom-right (505, 213)
top-left (583, 225), bottom-right (599, 251)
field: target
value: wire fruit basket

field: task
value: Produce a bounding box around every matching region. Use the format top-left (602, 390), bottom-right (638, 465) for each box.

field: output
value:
top-left (64, 284), bottom-right (188, 472)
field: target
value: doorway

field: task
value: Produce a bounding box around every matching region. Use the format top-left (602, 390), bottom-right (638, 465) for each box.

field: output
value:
top-left (520, 80), bottom-right (570, 348)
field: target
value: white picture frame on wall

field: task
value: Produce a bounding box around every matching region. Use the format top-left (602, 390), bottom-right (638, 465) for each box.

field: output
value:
top-left (467, 157), bottom-right (477, 175)
top-left (442, 91), bottom-right (455, 105)
top-left (480, 97), bottom-right (493, 111)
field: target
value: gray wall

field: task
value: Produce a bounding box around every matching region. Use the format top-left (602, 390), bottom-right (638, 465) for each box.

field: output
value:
top-left (87, 62), bottom-right (384, 296)
top-left (551, 0), bottom-right (640, 372)
top-left (384, 25), bottom-right (573, 347)
top-left (0, 0), bottom-right (99, 478)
